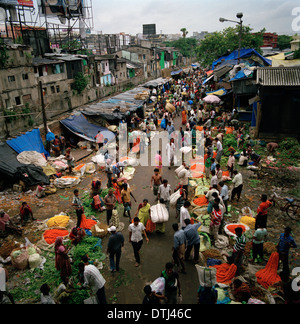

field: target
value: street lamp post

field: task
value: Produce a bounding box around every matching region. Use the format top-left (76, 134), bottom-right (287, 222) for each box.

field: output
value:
top-left (219, 12), bottom-right (243, 64)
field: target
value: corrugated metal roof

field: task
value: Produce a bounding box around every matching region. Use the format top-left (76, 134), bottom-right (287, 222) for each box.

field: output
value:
top-left (257, 67), bottom-right (300, 86)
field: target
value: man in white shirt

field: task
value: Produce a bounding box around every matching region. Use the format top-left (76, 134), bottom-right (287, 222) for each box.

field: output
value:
top-left (128, 217), bottom-right (149, 267)
top-left (180, 201), bottom-right (191, 229)
top-left (166, 139), bottom-right (176, 169)
top-left (210, 170), bottom-right (218, 188)
top-left (231, 170), bottom-right (243, 202)
top-left (158, 180), bottom-right (172, 211)
top-left (215, 138), bottom-right (223, 164)
top-left (179, 165), bottom-right (190, 198)
top-left (219, 181), bottom-right (229, 215)
top-left (206, 185), bottom-right (219, 213)
top-left (81, 255), bottom-right (107, 304)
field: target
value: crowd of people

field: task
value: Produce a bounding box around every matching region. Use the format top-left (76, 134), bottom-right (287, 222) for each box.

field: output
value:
top-left (1, 68), bottom-right (298, 306)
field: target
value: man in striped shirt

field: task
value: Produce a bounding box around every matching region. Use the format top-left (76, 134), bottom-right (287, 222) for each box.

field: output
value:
top-left (230, 227), bottom-right (246, 275)
top-left (81, 255), bottom-right (107, 304)
top-left (210, 204), bottom-right (223, 241)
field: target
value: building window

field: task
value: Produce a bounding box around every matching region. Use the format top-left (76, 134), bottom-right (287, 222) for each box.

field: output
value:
top-left (15, 96), bottom-right (21, 106)
top-left (51, 86), bottom-right (55, 94)
top-left (22, 73), bottom-right (29, 80)
top-left (22, 94), bottom-right (32, 102)
top-left (56, 86), bottom-right (60, 93)
top-left (8, 76), bottom-right (15, 82)
top-left (43, 88), bottom-right (47, 96)
top-left (5, 99), bottom-right (11, 108)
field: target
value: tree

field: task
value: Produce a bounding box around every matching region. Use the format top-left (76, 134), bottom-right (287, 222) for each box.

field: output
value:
top-left (73, 72), bottom-right (90, 94)
top-left (163, 38), bottom-right (197, 58)
top-left (180, 28), bottom-right (189, 38)
top-left (277, 35), bottom-right (292, 50)
top-left (196, 26), bottom-right (265, 67)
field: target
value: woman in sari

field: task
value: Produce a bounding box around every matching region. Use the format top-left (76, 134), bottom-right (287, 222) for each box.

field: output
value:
top-left (69, 227), bottom-right (86, 246)
top-left (112, 179), bottom-right (122, 203)
top-left (135, 199), bottom-right (151, 226)
top-left (55, 237), bottom-right (72, 282)
top-left (182, 109), bottom-right (187, 126)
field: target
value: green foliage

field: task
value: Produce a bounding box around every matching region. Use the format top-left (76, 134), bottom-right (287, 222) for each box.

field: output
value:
top-left (277, 35), bottom-right (292, 50)
top-left (0, 40), bottom-right (9, 68)
top-left (4, 109), bottom-right (17, 123)
top-left (249, 179), bottom-right (262, 188)
top-left (294, 49), bottom-right (300, 59)
top-left (223, 134), bottom-right (237, 149)
top-left (278, 138), bottom-right (300, 162)
top-left (73, 72), bottom-right (90, 94)
top-left (122, 82), bottom-right (135, 92)
top-left (197, 26), bottom-right (265, 67)
top-left (180, 28), bottom-right (189, 38)
top-left (163, 38), bottom-right (197, 58)
top-left (11, 235), bottom-right (106, 304)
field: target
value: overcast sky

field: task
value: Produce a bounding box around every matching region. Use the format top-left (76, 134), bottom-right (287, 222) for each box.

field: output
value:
top-left (90, 0), bottom-right (300, 35)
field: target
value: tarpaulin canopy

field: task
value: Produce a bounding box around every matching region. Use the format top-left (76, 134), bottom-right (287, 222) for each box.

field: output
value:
top-left (60, 113), bottom-right (116, 143)
top-left (81, 86), bottom-right (148, 122)
top-left (171, 69), bottom-right (183, 76)
top-left (6, 128), bottom-right (49, 158)
top-left (206, 88), bottom-right (228, 97)
top-left (202, 75), bottom-right (214, 85)
top-left (0, 142), bottom-right (49, 186)
top-left (142, 78), bottom-right (170, 88)
top-left (212, 48), bottom-right (272, 70)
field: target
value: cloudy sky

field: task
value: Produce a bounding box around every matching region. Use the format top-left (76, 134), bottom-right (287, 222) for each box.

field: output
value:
top-left (90, 0), bottom-right (300, 35)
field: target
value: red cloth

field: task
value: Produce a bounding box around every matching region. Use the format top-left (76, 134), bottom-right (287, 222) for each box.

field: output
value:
top-left (257, 201), bottom-right (272, 216)
top-left (80, 214), bottom-right (97, 230)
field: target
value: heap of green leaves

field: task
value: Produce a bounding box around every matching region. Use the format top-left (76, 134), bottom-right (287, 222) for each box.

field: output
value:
top-left (223, 134), bottom-right (238, 149)
top-left (10, 235), bottom-right (106, 304)
top-left (277, 137), bottom-right (300, 166)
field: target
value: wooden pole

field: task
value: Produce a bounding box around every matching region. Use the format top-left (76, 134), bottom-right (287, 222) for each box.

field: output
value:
top-left (39, 81), bottom-right (48, 134)
top-left (255, 102), bottom-right (262, 139)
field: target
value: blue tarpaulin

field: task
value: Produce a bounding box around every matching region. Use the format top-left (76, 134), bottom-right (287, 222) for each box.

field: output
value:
top-left (171, 69), bottom-right (183, 76)
top-left (7, 128), bottom-right (49, 158)
top-left (206, 88), bottom-right (228, 97)
top-left (60, 113), bottom-right (116, 143)
top-left (212, 48), bottom-right (272, 70)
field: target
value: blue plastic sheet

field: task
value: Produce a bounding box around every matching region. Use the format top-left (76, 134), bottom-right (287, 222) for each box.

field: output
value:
top-left (212, 48), bottom-right (271, 70)
top-left (60, 113), bottom-right (116, 143)
top-left (7, 128), bottom-right (49, 157)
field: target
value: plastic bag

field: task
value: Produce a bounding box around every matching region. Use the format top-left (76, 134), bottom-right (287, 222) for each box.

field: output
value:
top-left (150, 204), bottom-right (169, 223)
top-left (11, 248), bottom-right (29, 270)
top-left (170, 190), bottom-right (181, 208)
top-left (175, 165), bottom-right (185, 176)
top-left (29, 254), bottom-right (42, 269)
top-left (195, 265), bottom-right (217, 288)
top-left (151, 277), bottom-right (165, 294)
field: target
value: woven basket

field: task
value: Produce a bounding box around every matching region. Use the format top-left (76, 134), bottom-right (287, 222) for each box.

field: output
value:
top-left (91, 223), bottom-right (108, 238)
